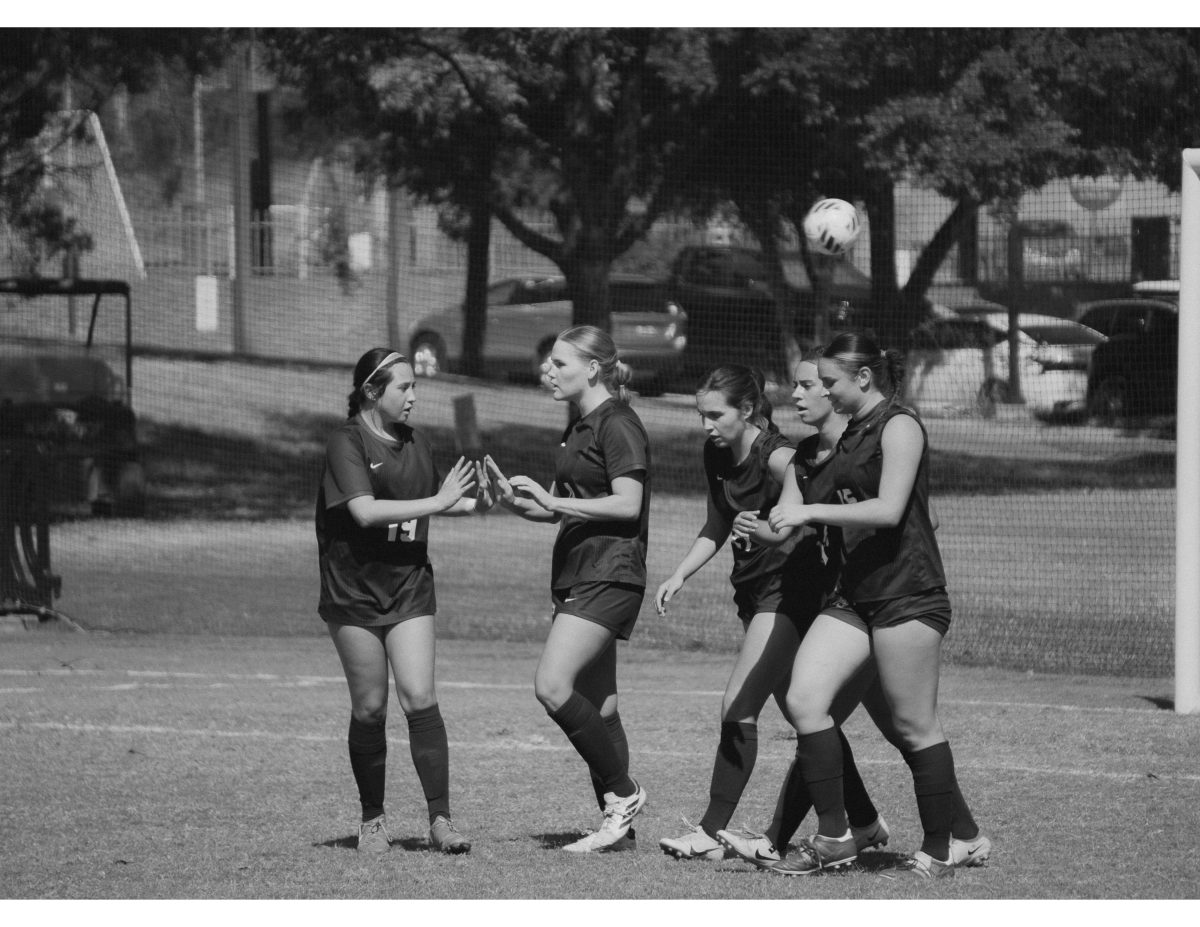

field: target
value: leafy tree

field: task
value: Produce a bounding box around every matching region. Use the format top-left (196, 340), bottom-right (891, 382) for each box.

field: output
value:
top-left (0, 28), bottom-right (224, 274)
top-left (681, 28), bottom-right (1200, 354)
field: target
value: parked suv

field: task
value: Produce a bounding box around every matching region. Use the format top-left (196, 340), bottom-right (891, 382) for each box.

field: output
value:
top-left (1077, 295), bottom-right (1177, 420)
top-left (667, 245), bottom-right (868, 379)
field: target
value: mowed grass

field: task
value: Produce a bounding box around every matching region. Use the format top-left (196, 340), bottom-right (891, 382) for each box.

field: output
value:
top-left (1, 629), bottom-right (1197, 900)
top-left (45, 486), bottom-right (1173, 676)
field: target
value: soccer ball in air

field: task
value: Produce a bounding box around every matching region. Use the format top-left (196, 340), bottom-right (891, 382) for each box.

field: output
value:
top-left (802, 198), bottom-right (862, 256)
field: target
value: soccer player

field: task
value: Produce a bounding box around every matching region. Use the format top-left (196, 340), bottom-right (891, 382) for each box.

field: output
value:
top-left (317, 348), bottom-right (491, 855)
top-left (766, 331), bottom-right (991, 878)
top-left (485, 326), bottom-right (650, 853)
top-left (653, 361), bottom-right (886, 866)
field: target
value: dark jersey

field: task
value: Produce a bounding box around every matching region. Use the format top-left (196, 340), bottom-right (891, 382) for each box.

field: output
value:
top-left (704, 429), bottom-right (797, 592)
top-left (551, 399), bottom-right (650, 590)
top-left (826, 401), bottom-right (945, 602)
top-left (316, 418), bottom-right (440, 623)
top-left (789, 432), bottom-right (844, 600)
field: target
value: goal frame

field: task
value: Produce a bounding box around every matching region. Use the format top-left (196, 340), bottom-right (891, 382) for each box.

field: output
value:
top-left (1176, 149), bottom-right (1200, 713)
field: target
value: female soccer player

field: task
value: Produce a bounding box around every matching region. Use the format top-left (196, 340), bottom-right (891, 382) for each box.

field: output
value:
top-left (317, 348), bottom-right (491, 854)
top-left (654, 364), bottom-right (886, 864)
top-left (766, 331), bottom-right (990, 878)
top-left (486, 326), bottom-right (650, 853)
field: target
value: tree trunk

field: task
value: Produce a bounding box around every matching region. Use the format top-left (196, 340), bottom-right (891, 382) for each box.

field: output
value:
top-left (862, 176), bottom-right (904, 346)
top-left (565, 255), bottom-right (613, 330)
top-left (461, 193), bottom-right (491, 378)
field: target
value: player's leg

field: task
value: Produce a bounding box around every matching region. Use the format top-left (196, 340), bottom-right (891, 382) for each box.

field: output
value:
top-left (384, 614), bottom-right (469, 853)
top-left (742, 628), bottom-right (881, 864)
top-left (767, 613), bottom-right (871, 874)
top-left (706, 611), bottom-right (800, 829)
top-left (872, 616), bottom-right (960, 874)
top-left (663, 609), bottom-right (801, 861)
top-left (536, 613), bottom-right (645, 851)
top-left (575, 637), bottom-right (625, 809)
top-left (327, 621), bottom-right (392, 852)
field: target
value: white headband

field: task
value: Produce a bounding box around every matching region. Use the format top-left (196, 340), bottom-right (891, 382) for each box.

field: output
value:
top-left (363, 351), bottom-right (405, 389)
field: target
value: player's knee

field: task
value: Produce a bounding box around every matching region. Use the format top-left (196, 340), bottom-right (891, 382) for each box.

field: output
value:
top-left (887, 711), bottom-right (941, 751)
top-left (533, 670), bottom-right (570, 712)
top-left (785, 687), bottom-right (829, 731)
top-left (397, 689), bottom-right (437, 714)
top-left (352, 702), bottom-right (387, 726)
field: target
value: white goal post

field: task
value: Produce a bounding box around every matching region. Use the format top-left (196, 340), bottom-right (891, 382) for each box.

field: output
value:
top-left (1177, 149), bottom-right (1200, 713)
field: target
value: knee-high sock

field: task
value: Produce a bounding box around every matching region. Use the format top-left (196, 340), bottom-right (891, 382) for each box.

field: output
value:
top-left (770, 727), bottom-right (873, 848)
top-left (406, 703), bottom-right (450, 823)
top-left (952, 782), bottom-right (980, 840)
top-left (903, 741), bottom-right (958, 861)
top-left (795, 727), bottom-right (848, 838)
top-left (767, 753), bottom-right (810, 850)
top-left (840, 728), bottom-right (879, 829)
top-left (590, 711), bottom-right (631, 810)
top-left (549, 691), bottom-right (634, 798)
top-left (348, 716), bottom-right (387, 822)
top-left (698, 721), bottom-right (759, 837)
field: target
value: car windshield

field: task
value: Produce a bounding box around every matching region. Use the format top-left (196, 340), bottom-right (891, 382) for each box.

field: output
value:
top-left (689, 250), bottom-right (769, 287)
top-left (611, 283), bottom-right (669, 312)
top-left (1019, 322), bottom-right (1105, 345)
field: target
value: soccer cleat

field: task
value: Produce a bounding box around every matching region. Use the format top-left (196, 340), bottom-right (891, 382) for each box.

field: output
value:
top-left (949, 833), bottom-right (992, 867)
top-left (565, 826), bottom-right (638, 853)
top-left (715, 827), bottom-right (782, 870)
top-left (428, 815), bottom-right (472, 854)
top-left (890, 850), bottom-right (955, 880)
top-left (357, 814), bottom-right (391, 854)
top-left (660, 820), bottom-right (726, 861)
top-left (769, 832), bottom-right (857, 875)
top-left (563, 779), bottom-right (647, 853)
top-left (850, 815), bottom-right (890, 852)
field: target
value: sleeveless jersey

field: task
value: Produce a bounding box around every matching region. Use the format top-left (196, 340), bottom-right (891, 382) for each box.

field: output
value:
top-left (316, 418), bottom-right (438, 622)
top-left (704, 429), bottom-right (798, 592)
top-left (788, 431), bottom-right (844, 600)
top-left (552, 399), bottom-right (651, 590)
top-left (827, 401), bottom-right (945, 602)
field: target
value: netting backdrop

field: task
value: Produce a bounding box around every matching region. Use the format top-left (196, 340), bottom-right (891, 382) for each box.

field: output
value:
top-left (0, 88), bottom-right (1180, 680)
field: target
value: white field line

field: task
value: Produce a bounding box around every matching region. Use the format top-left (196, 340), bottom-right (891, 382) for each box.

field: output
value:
top-left (0, 718), bottom-right (1197, 785)
top-left (0, 667), bottom-right (1175, 717)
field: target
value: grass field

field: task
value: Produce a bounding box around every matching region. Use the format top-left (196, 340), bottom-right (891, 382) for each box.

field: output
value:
top-left (2, 626), bottom-right (1198, 902)
top-left (4, 354), bottom-right (1194, 906)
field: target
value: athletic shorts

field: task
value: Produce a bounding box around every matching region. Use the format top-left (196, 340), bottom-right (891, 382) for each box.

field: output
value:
top-left (552, 581), bottom-right (645, 641)
top-left (820, 587), bottom-right (952, 637)
top-left (734, 574), bottom-right (827, 636)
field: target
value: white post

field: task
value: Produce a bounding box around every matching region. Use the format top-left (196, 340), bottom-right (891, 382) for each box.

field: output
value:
top-left (1176, 150), bottom-right (1200, 714)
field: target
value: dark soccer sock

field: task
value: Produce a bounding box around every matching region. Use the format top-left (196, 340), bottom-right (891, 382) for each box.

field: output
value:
top-left (902, 741), bottom-right (958, 861)
top-left (405, 703), bottom-right (451, 823)
top-left (698, 721), bottom-right (759, 838)
top-left (548, 691), bottom-right (634, 798)
top-left (795, 726), bottom-right (848, 838)
top-left (839, 727), bottom-right (879, 829)
top-left (590, 711), bottom-right (631, 811)
top-left (347, 715), bottom-right (387, 822)
top-left (766, 753), bottom-right (812, 850)
top-left (952, 782), bottom-right (980, 841)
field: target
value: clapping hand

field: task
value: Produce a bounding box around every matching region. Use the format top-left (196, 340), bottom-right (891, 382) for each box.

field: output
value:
top-left (437, 456), bottom-right (477, 508)
top-left (473, 459), bottom-right (495, 513)
top-left (484, 455), bottom-right (515, 506)
top-left (507, 474), bottom-right (554, 511)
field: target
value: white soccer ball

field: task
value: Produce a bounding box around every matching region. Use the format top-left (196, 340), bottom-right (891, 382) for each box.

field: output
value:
top-left (802, 198), bottom-right (862, 256)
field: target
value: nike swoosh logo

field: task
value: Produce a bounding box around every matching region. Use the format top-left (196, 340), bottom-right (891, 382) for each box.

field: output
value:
top-left (755, 849), bottom-right (778, 861)
top-left (370, 462), bottom-right (383, 469)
